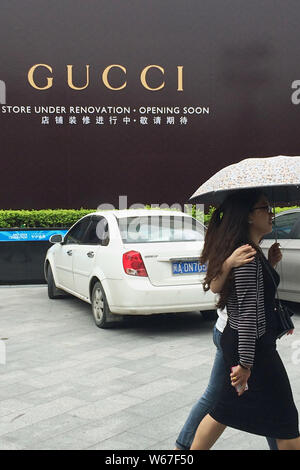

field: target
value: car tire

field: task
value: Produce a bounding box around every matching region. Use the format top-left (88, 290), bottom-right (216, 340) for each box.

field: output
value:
top-left (47, 265), bottom-right (68, 299)
top-left (201, 309), bottom-right (218, 321)
top-left (91, 281), bottom-right (114, 328)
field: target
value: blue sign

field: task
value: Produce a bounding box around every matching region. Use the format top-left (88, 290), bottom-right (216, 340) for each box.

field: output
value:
top-left (0, 230), bottom-right (68, 242)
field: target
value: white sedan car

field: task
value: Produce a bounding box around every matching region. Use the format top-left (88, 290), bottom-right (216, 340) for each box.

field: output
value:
top-left (44, 209), bottom-right (217, 328)
top-left (261, 208), bottom-right (300, 303)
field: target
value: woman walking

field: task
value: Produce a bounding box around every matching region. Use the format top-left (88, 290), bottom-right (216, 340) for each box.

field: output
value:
top-left (190, 188), bottom-right (300, 450)
top-left (175, 244), bottom-right (280, 451)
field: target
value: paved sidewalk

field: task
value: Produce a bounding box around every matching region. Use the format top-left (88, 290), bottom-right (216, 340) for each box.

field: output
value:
top-left (0, 286), bottom-right (299, 450)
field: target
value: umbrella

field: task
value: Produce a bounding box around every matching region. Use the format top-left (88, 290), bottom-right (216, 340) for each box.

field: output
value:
top-left (189, 155), bottom-right (300, 244)
top-left (189, 155), bottom-right (300, 206)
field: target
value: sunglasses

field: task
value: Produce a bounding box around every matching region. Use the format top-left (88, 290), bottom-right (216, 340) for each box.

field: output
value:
top-left (251, 204), bottom-right (273, 214)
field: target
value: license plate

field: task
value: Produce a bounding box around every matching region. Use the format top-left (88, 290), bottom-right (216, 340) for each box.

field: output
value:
top-left (172, 261), bottom-right (207, 275)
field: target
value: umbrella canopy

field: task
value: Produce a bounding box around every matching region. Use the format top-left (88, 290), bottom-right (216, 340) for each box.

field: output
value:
top-left (190, 155), bottom-right (300, 205)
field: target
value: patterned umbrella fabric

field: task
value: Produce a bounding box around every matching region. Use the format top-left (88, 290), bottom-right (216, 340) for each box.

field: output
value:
top-left (190, 155), bottom-right (300, 205)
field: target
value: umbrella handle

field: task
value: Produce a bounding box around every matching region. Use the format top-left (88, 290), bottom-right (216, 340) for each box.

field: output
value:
top-left (271, 187), bottom-right (278, 244)
top-left (272, 203), bottom-right (277, 244)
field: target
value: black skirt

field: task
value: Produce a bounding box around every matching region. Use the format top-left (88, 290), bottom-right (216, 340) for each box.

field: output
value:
top-left (210, 258), bottom-right (299, 440)
top-left (210, 325), bottom-right (299, 439)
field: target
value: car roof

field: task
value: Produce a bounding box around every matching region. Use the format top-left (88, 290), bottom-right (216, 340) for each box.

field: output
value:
top-left (276, 208), bottom-right (300, 216)
top-left (88, 209), bottom-right (194, 218)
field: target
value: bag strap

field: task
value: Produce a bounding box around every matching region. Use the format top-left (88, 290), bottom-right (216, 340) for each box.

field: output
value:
top-left (257, 252), bottom-right (280, 302)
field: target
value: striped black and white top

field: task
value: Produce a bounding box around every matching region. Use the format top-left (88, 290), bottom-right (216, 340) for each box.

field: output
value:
top-left (226, 255), bottom-right (265, 369)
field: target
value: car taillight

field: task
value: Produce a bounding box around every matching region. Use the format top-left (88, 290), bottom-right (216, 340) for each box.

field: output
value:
top-left (122, 251), bottom-right (148, 277)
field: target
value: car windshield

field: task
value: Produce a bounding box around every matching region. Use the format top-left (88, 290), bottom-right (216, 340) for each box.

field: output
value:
top-left (117, 215), bottom-right (205, 243)
top-left (263, 211), bottom-right (300, 239)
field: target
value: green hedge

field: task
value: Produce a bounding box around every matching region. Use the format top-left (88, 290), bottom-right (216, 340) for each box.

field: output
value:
top-left (0, 206), bottom-right (298, 228)
top-left (192, 205), bottom-right (300, 225)
top-left (0, 209), bottom-right (95, 228)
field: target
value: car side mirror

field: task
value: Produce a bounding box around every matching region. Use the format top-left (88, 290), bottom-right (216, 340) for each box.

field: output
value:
top-left (49, 234), bottom-right (63, 244)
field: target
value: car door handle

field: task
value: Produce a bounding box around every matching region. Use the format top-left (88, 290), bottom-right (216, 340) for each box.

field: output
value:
top-left (87, 251), bottom-right (94, 258)
top-left (67, 250), bottom-right (73, 256)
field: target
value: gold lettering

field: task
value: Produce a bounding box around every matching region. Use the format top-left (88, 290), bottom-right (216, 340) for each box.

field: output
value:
top-left (102, 65), bottom-right (127, 90)
top-left (177, 66), bottom-right (183, 91)
top-left (140, 65), bottom-right (165, 91)
top-left (27, 64), bottom-right (184, 92)
top-left (67, 65), bottom-right (90, 90)
top-left (28, 64), bottom-right (53, 90)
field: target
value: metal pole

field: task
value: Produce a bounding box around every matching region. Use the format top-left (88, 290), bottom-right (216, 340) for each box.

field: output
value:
top-left (271, 186), bottom-right (277, 243)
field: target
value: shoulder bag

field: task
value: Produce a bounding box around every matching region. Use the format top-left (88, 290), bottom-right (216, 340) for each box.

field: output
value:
top-left (258, 254), bottom-right (294, 339)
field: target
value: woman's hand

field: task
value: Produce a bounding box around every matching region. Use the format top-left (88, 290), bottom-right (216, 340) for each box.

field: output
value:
top-left (230, 365), bottom-right (251, 397)
top-left (268, 242), bottom-right (282, 267)
top-left (227, 244), bottom-right (256, 269)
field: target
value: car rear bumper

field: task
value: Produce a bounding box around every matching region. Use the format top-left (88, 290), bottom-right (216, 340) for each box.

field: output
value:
top-left (102, 277), bottom-right (217, 315)
top-left (278, 288), bottom-right (300, 303)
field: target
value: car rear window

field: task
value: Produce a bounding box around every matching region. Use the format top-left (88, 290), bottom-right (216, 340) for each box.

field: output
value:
top-left (117, 215), bottom-right (205, 243)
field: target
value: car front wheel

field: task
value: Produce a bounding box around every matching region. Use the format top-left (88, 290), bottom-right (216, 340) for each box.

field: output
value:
top-left (91, 281), bottom-right (114, 328)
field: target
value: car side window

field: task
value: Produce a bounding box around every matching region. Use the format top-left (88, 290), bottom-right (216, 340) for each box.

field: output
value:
top-left (264, 212), bottom-right (300, 239)
top-left (83, 216), bottom-right (110, 246)
top-left (64, 217), bottom-right (91, 245)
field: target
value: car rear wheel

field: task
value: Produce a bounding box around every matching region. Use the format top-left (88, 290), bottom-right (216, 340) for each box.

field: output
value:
top-left (91, 281), bottom-right (114, 328)
top-left (47, 265), bottom-right (68, 299)
top-left (201, 309), bottom-right (218, 321)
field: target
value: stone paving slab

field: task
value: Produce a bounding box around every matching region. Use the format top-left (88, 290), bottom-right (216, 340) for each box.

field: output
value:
top-left (0, 285), bottom-right (299, 450)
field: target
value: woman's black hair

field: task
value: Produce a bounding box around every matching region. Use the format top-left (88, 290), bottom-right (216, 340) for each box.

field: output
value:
top-left (200, 188), bottom-right (264, 309)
